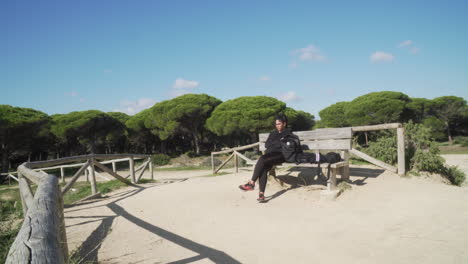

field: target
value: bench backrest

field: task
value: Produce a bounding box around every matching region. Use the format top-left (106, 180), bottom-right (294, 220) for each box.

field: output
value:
top-left (258, 127), bottom-right (352, 152)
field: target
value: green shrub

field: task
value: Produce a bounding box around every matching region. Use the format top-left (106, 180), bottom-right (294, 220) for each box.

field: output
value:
top-left (1, 221), bottom-right (21, 263)
top-left (442, 166), bottom-right (466, 186)
top-left (151, 153), bottom-right (171, 166)
top-left (453, 136), bottom-right (468, 147)
top-left (411, 145), bottom-right (445, 173)
top-left (184, 151), bottom-right (197, 158)
top-left (365, 134), bottom-right (397, 165)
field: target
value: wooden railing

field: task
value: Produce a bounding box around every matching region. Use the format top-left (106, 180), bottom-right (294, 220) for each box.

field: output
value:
top-left (211, 123), bottom-right (406, 176)
top-left (5, 154), bottom-right (152, 264)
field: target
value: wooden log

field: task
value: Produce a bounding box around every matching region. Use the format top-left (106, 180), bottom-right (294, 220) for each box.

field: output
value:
top-left (18, 173), bottom-right (33, 216)
top-left (24, 154), bottom-right (150, 170)
top-left (234, 151), bottom-right (254, 164)
top-left (136, 159), bottom-right (150, 183)
top-left (349, 148), bottom-right (397, 173)
top-left (129, 156), bottom-right (136, 184)
top-left (149, 160), bottom-right (154, 180)
top-left (397, 127), bottom-right (406, 176)
top-left (17, 164), bottom-right (44, 185)
top-left (93, 161), bottom-right (134, 186)
top-left (6, 174), bottom-right (67, 264)
top-left (89, 159), bottom-right (98, 195)
top-left (351, 123), bottom-right (402, 132)
top-left (214, 153), bottom-right (235, 174)
top-left (234, 152), bottom-right (238, 173)
top-left (62, 161), bottom-right (90, 195)
top-left (8, 174), bottom-right (19, 182)
top-left (211, 153), bottom-right (215, 174)
top-left (211, 142), bottom-right (260, 155)
top-left (60, 167), bottom-right (65, 184)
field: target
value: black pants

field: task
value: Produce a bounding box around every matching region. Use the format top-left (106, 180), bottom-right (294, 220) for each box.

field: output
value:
top-left (251, 152), bottom-right (285, 193)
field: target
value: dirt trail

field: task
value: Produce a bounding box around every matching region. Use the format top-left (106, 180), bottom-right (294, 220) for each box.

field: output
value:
top-left (65, 156), bottom-right (468, 264)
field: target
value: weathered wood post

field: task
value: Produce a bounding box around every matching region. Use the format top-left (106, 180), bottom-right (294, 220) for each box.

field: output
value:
top-left (85, 167), bottom-right (89, 182)
top-left (18, 172), bottom-right (33, 216)
top-left (211, 153), bottom-right (215, 174)
top-left (112, 161), bottom-right (116, 173)
top-left (129, 155), bottom-right (136, 184)
top-left (60, 167), bottom-right (65, 184)
top-left (397, 127), bottom-right (406, 176)
top-left (89, 158), bottom-right (97, 195)
top-left (234, 152), bottom-right (238, 173)
top-left (149, 159), bottom-right (154, 180)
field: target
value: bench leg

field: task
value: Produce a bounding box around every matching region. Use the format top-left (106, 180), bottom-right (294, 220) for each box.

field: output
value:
top-left (327, 168), bottom-right (337, 191)
top-left (342, 165), bottom-right (350, 182)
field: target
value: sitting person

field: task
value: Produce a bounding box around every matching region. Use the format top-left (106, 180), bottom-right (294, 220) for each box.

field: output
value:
top-left (239, 114), bottom-right (291, 202)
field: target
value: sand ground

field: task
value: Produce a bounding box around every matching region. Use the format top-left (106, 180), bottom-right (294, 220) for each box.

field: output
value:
top-left (65, 156), bottom-right (468, 264)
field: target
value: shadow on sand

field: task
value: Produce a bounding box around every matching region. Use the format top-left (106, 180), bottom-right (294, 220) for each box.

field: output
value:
top-left (262, 166), bottom-right (385, 203)
top-left (67, 179), bottom-right (241, 264)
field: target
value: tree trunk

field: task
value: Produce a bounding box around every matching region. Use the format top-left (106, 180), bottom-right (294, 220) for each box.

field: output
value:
top-left (192, 132), bottom-right (200, 155)
top-left (446, 121), bottom-right (453, 144)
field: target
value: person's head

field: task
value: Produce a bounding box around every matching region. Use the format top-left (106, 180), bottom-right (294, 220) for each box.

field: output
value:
top-left (274, 114), bottom-right (288, 132)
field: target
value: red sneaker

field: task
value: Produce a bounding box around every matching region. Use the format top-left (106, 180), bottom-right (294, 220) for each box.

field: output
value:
top-left (257, 193), bottom-right (266, 202)
top-left (239, 182), bottom-right (255, 191)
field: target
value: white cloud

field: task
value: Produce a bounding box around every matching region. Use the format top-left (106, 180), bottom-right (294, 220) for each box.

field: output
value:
top-left (173, 78), bottom-right (199, 89)
top-left (398, 40), bottom-right (413, 47)
top-left (114, 98), bottom-right (157, 115)
top-left (259, 76), bottom-right (271, 81)
top-left (293, 45), bottom-right (326, 62)
top-left (398, 40), bottom-right (420, 54)
top-left (370, 51), bottom-right (395, 63)
top-left (277, 91), bottom-right (301, 102)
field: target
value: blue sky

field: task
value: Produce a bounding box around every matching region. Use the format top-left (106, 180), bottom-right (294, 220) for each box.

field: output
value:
top-left (2, 0), bottom-right (467, 119)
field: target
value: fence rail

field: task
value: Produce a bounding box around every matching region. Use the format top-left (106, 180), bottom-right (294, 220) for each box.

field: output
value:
top-left (6, 154), bottom-right (152, 264)
top-left (211, 123), bottom-right (406, 175)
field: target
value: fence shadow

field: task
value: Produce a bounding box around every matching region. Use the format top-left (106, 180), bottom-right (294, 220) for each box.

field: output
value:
top-left (68, 183), bottom-right (241, 264)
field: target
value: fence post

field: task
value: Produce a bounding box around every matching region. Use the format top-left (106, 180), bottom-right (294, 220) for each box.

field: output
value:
top-left (397, 127), bottom-right (406, 176)
top-left (60, 167), bottom-right (65, 184)
top-left (211, 153), bottom-right (215, 174)
top-left (89, 158), bottom-right (97, 194)
top-left (234, 152), bottom-right (238, 173)
top-left (149, 158), bottom-right (154, 180)
top-left (112, 161), bottom-right (116, 173)
top-left (129, 155), bottom-right (136, 184)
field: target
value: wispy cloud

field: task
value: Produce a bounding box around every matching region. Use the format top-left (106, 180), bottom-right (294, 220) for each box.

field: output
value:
top-left (277, 91), bottom-right (301, 102)
top-left (173, 78), bottom-right (199, 89)
top-left (370, 51), bottom-right (395, 63)
top-left (104, 69), bottom-right (113, 74)
top-left (398, 40), bottom-right (413, 47)
top-left (114, 98), bottom-right (157, 115)
top-left (259, 76), bottom-right (271, 81)
top-left (170, 78), bottom-right (200, 97)
top-left (398, 40), bottom-right (420, 54)
top-left (292, 45), bottom-right (326, 62)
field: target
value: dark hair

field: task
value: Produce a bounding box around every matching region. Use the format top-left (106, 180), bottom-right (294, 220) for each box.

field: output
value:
top-left (275, 114), bottom-right (288, 124)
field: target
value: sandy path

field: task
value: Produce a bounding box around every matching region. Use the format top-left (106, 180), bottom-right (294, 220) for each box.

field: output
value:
top-left (65, 158), bottom-right (468, 264)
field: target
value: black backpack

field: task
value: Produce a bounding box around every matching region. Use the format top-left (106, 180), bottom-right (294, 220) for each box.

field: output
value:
top-left (280, 134), bottom-right (303, 163)
top-left (295, 152), bottom-right (342, 164)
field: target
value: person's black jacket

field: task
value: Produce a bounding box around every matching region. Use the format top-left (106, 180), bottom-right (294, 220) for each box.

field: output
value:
top-left (264, 128), bottom-right (293, 154)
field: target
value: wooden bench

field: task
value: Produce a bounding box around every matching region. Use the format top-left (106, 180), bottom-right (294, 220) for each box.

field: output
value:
top-left (258, 127), bottom-right (352, 191)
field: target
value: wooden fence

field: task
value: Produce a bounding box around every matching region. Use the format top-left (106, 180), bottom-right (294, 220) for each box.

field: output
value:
top-left (5, 154), bottom-right (152, 264)
top-left (211, 123), bottom-right (406, 176)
